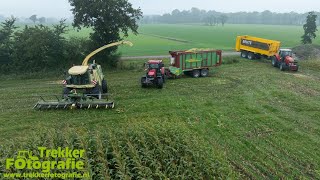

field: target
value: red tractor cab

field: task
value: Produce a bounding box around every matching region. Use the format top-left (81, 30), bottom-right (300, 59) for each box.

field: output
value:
top-left (272, 49), bottom-right (299, 71)
top-left (141, 60), bottom-right (165, 89)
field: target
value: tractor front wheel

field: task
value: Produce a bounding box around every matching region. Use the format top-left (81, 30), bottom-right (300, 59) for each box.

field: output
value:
top-left (192, 70), bottom-right (200, 78)
top-left (157, 77), bottom-right (163, 89)
top-left (200, 69), bottom-right (209, 77)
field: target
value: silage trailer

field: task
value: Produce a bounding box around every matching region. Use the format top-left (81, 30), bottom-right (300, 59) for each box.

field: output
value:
top-left (235, 35), bottom-right (280, 60)
top-left (165, 49), bottom-right (222, 78)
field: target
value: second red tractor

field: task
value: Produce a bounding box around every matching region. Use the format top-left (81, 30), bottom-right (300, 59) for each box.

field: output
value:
top-left (271, 49), bottom-right (299, 71)
top-left (141, 60), bottom-right (165, 89)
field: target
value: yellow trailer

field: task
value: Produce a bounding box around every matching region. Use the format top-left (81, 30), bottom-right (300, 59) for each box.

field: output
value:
top-left (235, 35), bottom-right (281, 60)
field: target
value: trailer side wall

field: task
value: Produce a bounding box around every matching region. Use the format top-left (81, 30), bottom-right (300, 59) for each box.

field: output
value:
top-left (170, 50), bottom-right (222, 71)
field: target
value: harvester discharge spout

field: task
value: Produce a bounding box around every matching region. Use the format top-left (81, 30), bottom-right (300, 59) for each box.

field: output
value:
top-left (82, 40), bottom-right (133, 66)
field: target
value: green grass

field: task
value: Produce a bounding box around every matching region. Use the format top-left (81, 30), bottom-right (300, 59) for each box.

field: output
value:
top-left (1, 57), bottom-right (320, 178)
top-left (66, 24), bottom-right (320, 56)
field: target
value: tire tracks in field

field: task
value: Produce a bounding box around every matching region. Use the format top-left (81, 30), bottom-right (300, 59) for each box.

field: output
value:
top-left (139, 33), bottom-right (191, 43)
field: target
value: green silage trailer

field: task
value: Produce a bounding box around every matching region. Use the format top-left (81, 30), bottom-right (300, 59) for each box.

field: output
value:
top-left (166, 49), bottom-right (222, 78)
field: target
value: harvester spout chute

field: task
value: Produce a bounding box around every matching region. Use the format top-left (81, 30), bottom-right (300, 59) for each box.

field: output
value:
top-left (82, 40), bottom-right (133, 66)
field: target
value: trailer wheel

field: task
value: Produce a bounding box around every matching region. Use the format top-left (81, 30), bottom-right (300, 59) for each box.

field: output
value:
top-left (271, 56), bottom-right (278, 67)
top-left (241, 51), bottom-right (248, 58)
top-left (192, 70), bottom-right (201, 78)
top-left (247, 52), bottom-right (255, 60)
top-left (200, 69), bottom-right (209, 77)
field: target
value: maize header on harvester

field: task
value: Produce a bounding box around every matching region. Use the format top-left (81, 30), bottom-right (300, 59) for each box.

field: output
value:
top-left (34, 41), bottom-right (133, 110)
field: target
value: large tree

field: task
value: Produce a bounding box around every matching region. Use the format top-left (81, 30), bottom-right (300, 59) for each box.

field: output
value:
top-left (29, 15), bottom-right (37, 24)
top-left (68, 0), bottom-right (142, 66)
top-left (38, 17), bottom-right (46, 24)
top-left (301, 11), bottom-right (318, 44)
top-left (219, 15), bottom-right (228, 26)
top-left (0, 17), bottom-right (17, 65)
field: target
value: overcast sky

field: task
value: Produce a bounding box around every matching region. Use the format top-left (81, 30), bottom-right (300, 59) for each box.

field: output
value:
top-left (0, 0), bottom-right (319, 18)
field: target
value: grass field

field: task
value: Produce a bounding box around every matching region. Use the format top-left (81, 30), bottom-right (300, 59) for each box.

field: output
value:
top-left (67, 24), bottom-right (320, 56)
top-left (1, 57), bottom-right (320, 178)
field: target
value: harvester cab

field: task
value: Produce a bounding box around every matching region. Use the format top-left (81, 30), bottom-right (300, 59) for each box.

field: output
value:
top-left (34, 41), bottom-right (133, 110)
top-left (64, 61), bottom-right (106, 99)
top-left (141, 60), bottom-right (165, 89)
top-left (272, 49), bottom-right (298, 71)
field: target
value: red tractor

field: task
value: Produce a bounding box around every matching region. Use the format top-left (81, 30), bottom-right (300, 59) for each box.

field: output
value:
top-left (141, 60), bottom-right (165, 89)
top-left (272, 49), bottom-right (299, 71)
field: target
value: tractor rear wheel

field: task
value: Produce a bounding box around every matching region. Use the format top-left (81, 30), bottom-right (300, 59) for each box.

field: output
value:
top-left (141, 77), bottom-right (147, 88)
top-left (192, 70), bottom-right (200, 78)
top-left (279, 63), bottom-right (286, 71)
top-left (241, 51), bottom-right (248, 58)
top-left (271, 56), bottom-right (278, 67)
top-left (102, 79), bottom-right (108, 93)
top-left (162, 75), bottom-right (166, 83)
top-left (157, 77), bottom-right (163, 89)
top-left (200, 69), bottom-right (209, 77)
top-left (247, 52), bottom-right (255, 60)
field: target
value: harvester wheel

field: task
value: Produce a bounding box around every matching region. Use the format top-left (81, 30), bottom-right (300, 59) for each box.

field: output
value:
top-left (92, 85), bottom-right (102, 99)
top-left (63, 88), bottom-right (71, 98)
top-left (102, 79), bottom-right (108, 93)
top-left (157, 77), bottom-right (163, 89)
top-left (271, 56), bottom-right (278, 67)
top-left (192, 70), bottom-right (200, 78)
top-left (247, 53), bottom-right (254, 60)
top-left (200, 69), bottom-right (209, 77)
top-left (241, 51), bottom-right (248, 58)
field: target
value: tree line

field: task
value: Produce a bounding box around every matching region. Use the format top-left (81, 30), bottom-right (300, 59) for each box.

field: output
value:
top-left (0, 0), bottom-right (142, 74)
top-left (140, 8), bottom-right (320, 26)
top-left (0, 18), bottom-right (89, 74)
